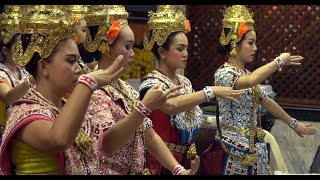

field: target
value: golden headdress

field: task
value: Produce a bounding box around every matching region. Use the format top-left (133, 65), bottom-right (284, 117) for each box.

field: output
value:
top-left (105, 5), bottom-right (129, 30)
top-left (220, 5), bottom-right (254, 46)
top-left (84, 5), bottom-right (109, 26)
top-left (95, 5), bottom-right (129, 54)
top-left (82, 5), bottom-right (109, 52)
top-left (0, 5), bottom-right (22, 44)
top-left (143, 5), bottom-right (191, 51)
top-left (100, 5), bottom-right (129, 44)
top-left (65, 5), bottom-right (89, 22)
top-left (13, 5), bottom-right (77, 66)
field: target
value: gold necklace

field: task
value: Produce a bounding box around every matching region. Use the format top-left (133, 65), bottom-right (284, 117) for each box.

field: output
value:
top-left (156, 70), bottom-right (195, 119)
top-left (225, 62), bottom-right (247, 75)
top-left (30, 88), bottom-right (60, 113)
top-left (111, 80), bottom-right (136, 112)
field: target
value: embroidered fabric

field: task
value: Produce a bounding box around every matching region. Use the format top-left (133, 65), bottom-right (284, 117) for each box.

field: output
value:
top-left (139, 70), bottom-right (202, 144)
top-left (0, 88), bottom-right (100, 175)
top-left (212, 63), bottom-right (270, 175)
top-left (87, 79), bottom-right (153, 174)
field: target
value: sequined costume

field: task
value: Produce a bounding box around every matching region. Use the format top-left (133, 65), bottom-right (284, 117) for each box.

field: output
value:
top-left (139, 70), bottom-right (202, 175)
top-left (0, 88), bottom-right (100, 174)
top-left (203, 63), bottom-right (270, 175)
top-left (139, 5), bottom-right (198, 174)
top-left (0, 5), bottom-right (102, 175)
top-left (85, 79), bottom-right (152, 174)
top-left (65, 5), bottom-right (93, 74)
top-left (0, 5), bottom-right (30, 145)
top-left (0, 63), bottom-right (29, 144)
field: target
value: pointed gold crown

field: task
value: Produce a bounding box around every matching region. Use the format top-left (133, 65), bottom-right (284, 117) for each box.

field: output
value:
top-left (84, 5), bottom-right (129, 54)
top-left (105, 5), bottom-right (129, 29)
top-left (13, 5), bottom-right (77, 66)
top-left (0, 5), bottom-right (22, 44)
top-left (220, 5), bottom-right (254, 46)
top-left (82, 5), bottom-right (109, 52)
top-left (103, 5), bottom-right (129, 45)
top-left (84, 5), bottom-right (109, 26)
top-left (65, 5), bottom-right (89, 21)
top-left (143, 5), bottom-right (191, 51)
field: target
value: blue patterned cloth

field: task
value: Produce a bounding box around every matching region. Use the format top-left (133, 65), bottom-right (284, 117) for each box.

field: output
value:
top-left (213, 63), bottom-right (271, 175)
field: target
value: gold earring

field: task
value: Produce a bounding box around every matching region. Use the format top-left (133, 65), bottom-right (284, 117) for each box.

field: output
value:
top-left (98, 41), bottom-right (109, 54)
top-left (230, 41), bottom-right (237, 56)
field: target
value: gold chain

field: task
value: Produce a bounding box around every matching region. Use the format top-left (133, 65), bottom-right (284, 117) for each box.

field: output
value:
top-left (30, 88), bottom-right (60, 113)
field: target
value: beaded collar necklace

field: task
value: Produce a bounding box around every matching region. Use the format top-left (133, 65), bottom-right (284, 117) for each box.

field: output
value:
top-left (111, 80), bottom-right (137, 112)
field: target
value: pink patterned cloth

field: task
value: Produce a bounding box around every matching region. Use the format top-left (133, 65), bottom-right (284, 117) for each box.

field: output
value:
top-left (85, 79), bottom-right (153, 175)
top-left (0, 88), bottom-right (100, 175)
